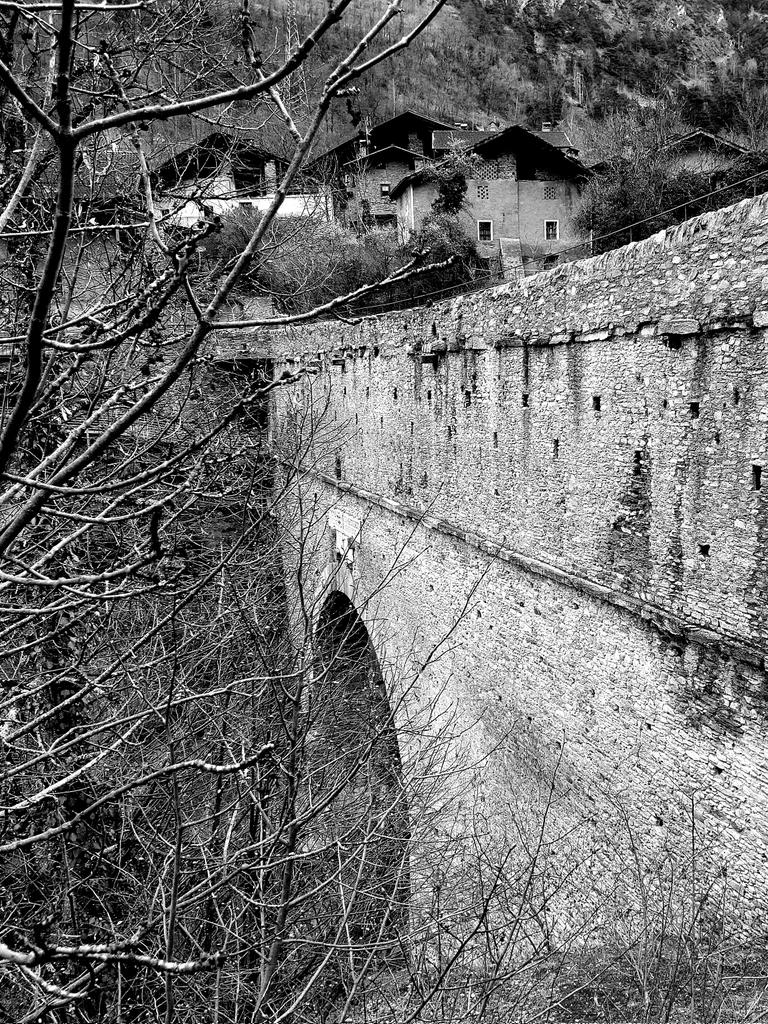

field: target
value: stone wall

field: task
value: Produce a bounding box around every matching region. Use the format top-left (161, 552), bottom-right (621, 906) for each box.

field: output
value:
top-left (347, 158), bottom-right (407, 225)
top-left (256, 193), bottom-right (768, 906)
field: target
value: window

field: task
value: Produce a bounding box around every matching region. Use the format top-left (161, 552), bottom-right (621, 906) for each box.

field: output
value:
top-left (478, 220), bottom-right (493, 242)
top-left (545, 220), bottom-right (559, 241)
top-left (543, 185), bottom-right (557, 201)
top-left (380, 181), bottom-right (390, 197)
top-left (477, 183), bottom-right (489, 201)
top-left (476, 160), bottom-right (498, 180)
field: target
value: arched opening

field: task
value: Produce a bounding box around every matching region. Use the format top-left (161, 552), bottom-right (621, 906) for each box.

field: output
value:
top-left (310, 592), bottom-right (409, 957)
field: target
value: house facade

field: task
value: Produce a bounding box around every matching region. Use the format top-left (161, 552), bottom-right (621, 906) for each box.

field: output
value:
top-left (155, 131), bottom-right (332, 227)
top-left (312, 109), bottom-right (451, 230)
top-left (341, 145), bottom-right (427, 230)
top-left (391, 125), bottom-right (590, 275)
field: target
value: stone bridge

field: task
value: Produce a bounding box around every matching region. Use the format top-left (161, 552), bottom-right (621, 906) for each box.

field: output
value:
top-left (241, 194), bottom-right (768, 906)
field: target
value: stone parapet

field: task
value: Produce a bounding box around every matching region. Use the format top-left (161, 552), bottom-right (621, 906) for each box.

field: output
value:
top-left (263, 193), bottom-right (768, 659)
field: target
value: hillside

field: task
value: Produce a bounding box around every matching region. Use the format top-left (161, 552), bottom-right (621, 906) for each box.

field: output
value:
top-left (254, 0), bottom-right (768, 149)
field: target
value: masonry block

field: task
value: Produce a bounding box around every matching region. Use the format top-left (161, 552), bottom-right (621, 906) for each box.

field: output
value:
top-left (659, 317), bottom-right (701, 335)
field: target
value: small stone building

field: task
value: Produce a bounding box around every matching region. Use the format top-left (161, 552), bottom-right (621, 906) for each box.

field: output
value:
top-left (390, 125), bottom-right (590, 276)
top-left (660, 129), bottom-right (748, 175)
top-left (339, 144), bottom-right (430, 231)
top-left (312, 109), bottom-right (452, 231)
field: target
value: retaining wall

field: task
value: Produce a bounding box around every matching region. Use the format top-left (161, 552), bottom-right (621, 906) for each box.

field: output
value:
top-left (250, 194), bottom-right (768, 907)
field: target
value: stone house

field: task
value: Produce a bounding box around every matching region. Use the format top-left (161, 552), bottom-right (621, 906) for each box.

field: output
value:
top-left (311, 109), bottom-right (452, 230)
top-left (590, 129), bottom-right (750, 179)
top-left (339, 144), bottom-right (428, 231)
top-left (390, 125), bottom-right (590, 276)
top-left (659, 129), bottom-right (748, 175)
top-left (154, 130), bottom-right (332, 227)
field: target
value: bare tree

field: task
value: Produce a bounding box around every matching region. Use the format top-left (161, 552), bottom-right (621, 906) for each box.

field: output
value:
top-left (0, 1), bottom-right (470, 1017)
top-left (2, 3), bottom-right (768, 1021)
top-left (734, 84), bottom-right (768, 150)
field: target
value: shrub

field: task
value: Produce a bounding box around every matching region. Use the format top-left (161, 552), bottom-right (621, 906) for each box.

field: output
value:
top-left (204, 208), bottom-right (485, 316)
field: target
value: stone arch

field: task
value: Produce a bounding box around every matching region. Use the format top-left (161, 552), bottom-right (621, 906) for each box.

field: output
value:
top-left (311, 590), bottom-right (409, 947)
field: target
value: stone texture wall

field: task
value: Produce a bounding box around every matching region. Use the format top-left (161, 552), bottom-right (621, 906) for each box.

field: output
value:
top-left (347, 158), bottom-right (407, 224)
top-left (257, 193), bottom-right (768, 906)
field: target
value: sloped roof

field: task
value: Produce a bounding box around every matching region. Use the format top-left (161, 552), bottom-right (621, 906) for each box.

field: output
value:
top-left (661, 129), bottom-right (748, 154)
top-left (371, 108), bottom-right (452, 133)
top-left (151, 107), bottom-right (307, 177)
top-left (311, 129), bottom-right (360, 164)
top-left (433, 127), bottom-right (576, 153)
top-left (311, 109), bottom-right (453, 163)
top-left (590, 130), bottom-right (749, 173)
top-left (390, 124), bottom-right (588, 200)
top-left (530, 130), bottom-right (575, 151)
top-left (342, 145), bottom-right (425, 168)
top-left (470, 125), bottom-right (582, 163)
top-left (153, 127), bottom-right (286, 181)
top-left (433, 129), bottom-right (495, 151)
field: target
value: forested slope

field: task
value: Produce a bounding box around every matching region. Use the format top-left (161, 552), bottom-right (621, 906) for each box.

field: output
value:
top-left (253, 0), bottom-right (768, 144)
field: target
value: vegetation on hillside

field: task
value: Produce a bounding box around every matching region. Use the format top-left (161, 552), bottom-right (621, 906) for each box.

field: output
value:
top-left (574, 105), bottom-right (768, 251)
top-left (203, 208), bottom-right (485, 315)
top-left (253, 0), bottom-right (768, 154)
top-left (0, 2), bottom-right (494, 1017)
